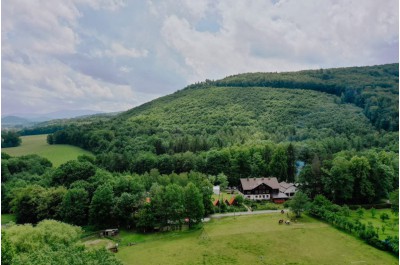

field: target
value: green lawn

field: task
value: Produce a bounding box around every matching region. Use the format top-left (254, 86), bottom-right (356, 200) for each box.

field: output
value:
top-left (1, 214), bottom-right (16, 224)
top-left (211, 191), bottom-right (237, 201)
top-left (349, 208), bottom-right (399, 239)
top-left (2, 134), bottom-right (93, 167)
top-left (115, 213), bottom-right (397, 265)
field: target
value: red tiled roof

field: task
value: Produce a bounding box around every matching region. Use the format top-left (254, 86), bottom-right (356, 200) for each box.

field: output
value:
top-left (213, 199), bottom-right (219, 206)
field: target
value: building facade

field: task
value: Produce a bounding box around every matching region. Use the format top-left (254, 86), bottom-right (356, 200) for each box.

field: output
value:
top-left (238, 177), bottom-right (296, 203)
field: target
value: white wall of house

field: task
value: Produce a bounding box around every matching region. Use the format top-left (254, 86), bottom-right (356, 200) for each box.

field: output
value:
top-left (238, 191), bottom-right (271, 200)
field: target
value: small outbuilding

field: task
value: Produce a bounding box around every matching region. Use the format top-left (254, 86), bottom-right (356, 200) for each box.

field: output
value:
top-left (100, 229), bottom-right (119, 237)
top-left (213, 185), bottom-right (220, 195)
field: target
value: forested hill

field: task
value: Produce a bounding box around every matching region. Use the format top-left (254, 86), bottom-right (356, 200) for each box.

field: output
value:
top-left (186, 63), bottom-right (399, 131)
top-left (48, 64), bottom-right (398, 176)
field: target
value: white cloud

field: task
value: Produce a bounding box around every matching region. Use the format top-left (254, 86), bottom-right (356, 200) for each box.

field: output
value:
top-left (2, 0), bottom-right (398, 116)
top-left (104, 42), bottom-right (149, 58)
top-left (160, 0), bottom-right (398, 83)
top-left (119, 66), bottom-right (132, 73)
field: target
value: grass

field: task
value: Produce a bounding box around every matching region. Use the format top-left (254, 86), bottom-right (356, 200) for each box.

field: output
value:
top-left (349, 208), bottom-right (399, 239)
top-left (115, 213), bottom-right (398, 265)
top-left (1, 214), bottom-right (16, 224)
top-left (2, 134), bottom-right (93, 167)
top-left (211, 191), bottom-right (237, 201)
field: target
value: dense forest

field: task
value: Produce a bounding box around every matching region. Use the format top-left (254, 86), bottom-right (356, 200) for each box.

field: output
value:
top-left (2, 64), bottom-right (398, 226)
top-left (2, 153), bottom-right (213, 232)
top-left (189, 63), bottom-right (399, 131)
top-left (42, 64), bottom-right (399, 205)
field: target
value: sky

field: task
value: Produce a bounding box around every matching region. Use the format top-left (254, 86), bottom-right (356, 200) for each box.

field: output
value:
top-left (1, 0), bottom-right (399, 116)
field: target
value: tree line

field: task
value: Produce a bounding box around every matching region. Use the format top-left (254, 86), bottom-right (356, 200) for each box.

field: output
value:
top-left (1, 131), bottom-right (21, 148)
top-left (298, 149), bottom-right (398, 204)
top-left (2, 153), bottom-right (214, 232)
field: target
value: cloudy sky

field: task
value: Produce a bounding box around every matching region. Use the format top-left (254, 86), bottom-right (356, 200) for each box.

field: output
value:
top-left (2, 0), bottom-right (398, 116)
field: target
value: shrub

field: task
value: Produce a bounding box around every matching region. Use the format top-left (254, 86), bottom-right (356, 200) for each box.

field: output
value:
top-left (370, 208), bottom-right (377, 218)
top-left (380, 213), bottom-right (390, 222)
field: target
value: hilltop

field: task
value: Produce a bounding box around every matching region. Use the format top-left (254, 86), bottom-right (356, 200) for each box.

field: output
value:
top-left (50, 64), bottom-right (398, 157)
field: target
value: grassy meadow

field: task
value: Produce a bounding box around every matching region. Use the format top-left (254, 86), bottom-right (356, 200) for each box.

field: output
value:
top-left (1, 134), bottom-right (93, 167)
top-left (115, 213), bottom-right (397, 265)
top-left (1, 214), bottom-right (16, 225)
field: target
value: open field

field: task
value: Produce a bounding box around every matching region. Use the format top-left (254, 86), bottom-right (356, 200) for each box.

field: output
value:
top-left (348, 208), bottom-right (398, 239)
top-left (2, 134), bottom-right (93, 167)
top-left (115, 213), bottom-right (398, 265)
top-left (1, 214), bottom-right (16, 225)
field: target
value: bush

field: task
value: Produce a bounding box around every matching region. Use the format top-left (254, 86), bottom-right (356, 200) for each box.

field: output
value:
top-left (370, 208), bottom-right (377, 218)
top-left (380, 213), bottom-right (390, 222)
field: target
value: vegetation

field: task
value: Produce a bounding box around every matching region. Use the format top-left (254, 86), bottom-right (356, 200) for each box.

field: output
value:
top-left (1, 135), bottom-right (93, 167)
top-left (194, 63), bottom-right (399, 131)
top-left (1, 131), bottom-right (21, 148)
top-left (2, 152), bottom-right (213, 232)
top-left (1, 214), bottom-right (16, 224)
top-left (1, 64), bottom-right (398, 262)
top-left (288, 191), bottom-right (310, 217)
top-left (309, 195), bottom-right (399, 255)
top-left (115, 213), bottom-right (398, 265)
top-left (41, 64), bottom-right (397, 203)
top-left (2, 220), bottom-right (121, 265)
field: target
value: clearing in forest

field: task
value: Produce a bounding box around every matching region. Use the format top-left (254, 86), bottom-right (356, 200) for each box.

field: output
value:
top-left (2, 134), bottom-right (93, 167)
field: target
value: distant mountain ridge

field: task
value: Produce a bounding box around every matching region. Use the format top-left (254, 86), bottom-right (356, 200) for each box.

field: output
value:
top-left (2, 110), bottom-right (104, 128)
top-left (1, 115), bottom-right (31, 125)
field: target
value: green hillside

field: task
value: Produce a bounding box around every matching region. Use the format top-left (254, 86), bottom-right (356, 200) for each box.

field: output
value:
top-left (47, 64), bottom-right (398, 204)
top-left (51, 64), bottom-right (398, 156)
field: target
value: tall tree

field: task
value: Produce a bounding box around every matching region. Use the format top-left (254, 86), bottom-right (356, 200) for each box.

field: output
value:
top-left (286, 143), bottom-right (296, 182)
top-left (149, 183), bottom-right (166, 229)
top-left (269, 146), bottom-right (288, 181)
top-left (289, 191), bottom-right (310, 217)
top-left (62, 188), bottom-right (90, 226)
top-left (216, 173), bottom-right (229, 190)
top-left (11, 185), bottom-right (46, 224)
top-left (349, 156), bottom-right (374, 203)
top-left (1, 131), bottom-right (21, 148)
top-left (324, 156), bottom-right (353, 203)
top-left (89, 184), bottom-right (115, 228)
top-left (183, 183), bottom-right (204, 228)
top-left (114, 192), bottom-right (138, 228)
top-left (164, 184), bottom-right (184, 230)
top-left (52, 160), bottom-right (96, 187)
top-left (135, 203), bottom-right (155, 233)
